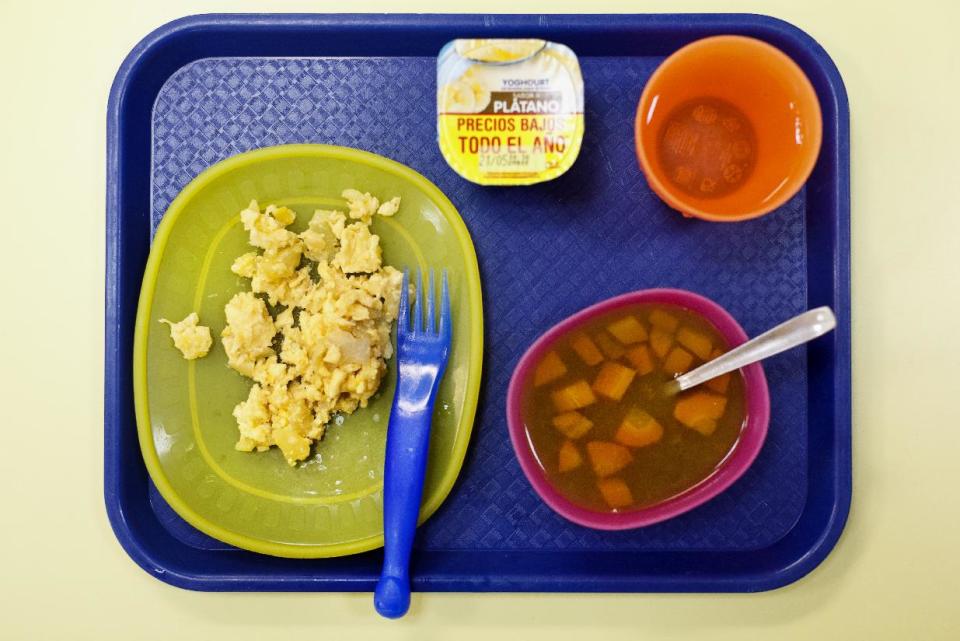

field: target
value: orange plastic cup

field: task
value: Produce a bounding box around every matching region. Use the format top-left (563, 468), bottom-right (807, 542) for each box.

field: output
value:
top-left (635, 36), bottom-right (822, 222)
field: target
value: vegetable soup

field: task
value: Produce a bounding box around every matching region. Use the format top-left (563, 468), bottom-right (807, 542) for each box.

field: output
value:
top-left (521, 303), bottom-right (746, 512)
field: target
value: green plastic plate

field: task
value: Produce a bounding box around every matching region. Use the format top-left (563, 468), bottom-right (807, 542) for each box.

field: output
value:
top-left (133, 144), bottom-right (483, 558)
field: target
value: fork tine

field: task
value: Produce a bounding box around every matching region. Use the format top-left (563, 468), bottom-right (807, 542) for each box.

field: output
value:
top-left (397, 269), bottom-right (409, 334)
top-left (424, 269), bottom-right (435, 334)
top-left (413, 270), bottom-right (424, 333)
top-left (439, 270), bottom-right (451, 339)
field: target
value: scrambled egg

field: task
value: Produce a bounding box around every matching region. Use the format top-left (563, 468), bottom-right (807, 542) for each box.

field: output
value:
top-left (223, 191), bottom-right (403, 465)
top-left (159, 312), bottom-right (212, 360)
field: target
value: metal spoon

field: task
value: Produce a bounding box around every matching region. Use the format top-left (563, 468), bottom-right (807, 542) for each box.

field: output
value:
top-left (665, 306), bottom-right (837, 395)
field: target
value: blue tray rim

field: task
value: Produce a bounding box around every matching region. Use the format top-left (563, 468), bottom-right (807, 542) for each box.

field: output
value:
top-left (105, 12), bottom-right (851, 593)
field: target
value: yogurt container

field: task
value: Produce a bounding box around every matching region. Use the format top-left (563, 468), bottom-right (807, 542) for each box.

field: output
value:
top-left (437, 38), bottom-right (585, 186)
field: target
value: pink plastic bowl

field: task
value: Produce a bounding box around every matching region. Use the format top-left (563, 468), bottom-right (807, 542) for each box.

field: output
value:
top-left (506, 289), bottom-right (771, 530)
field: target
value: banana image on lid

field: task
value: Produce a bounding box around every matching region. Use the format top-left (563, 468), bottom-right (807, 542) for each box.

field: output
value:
top-left (439, 68), bottom-right (492, 114)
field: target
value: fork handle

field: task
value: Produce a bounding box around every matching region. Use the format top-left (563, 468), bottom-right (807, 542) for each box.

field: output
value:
top-left (373, 378), bottom-right (441, 619)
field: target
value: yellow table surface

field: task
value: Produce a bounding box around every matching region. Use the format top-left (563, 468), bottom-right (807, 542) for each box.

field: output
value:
top-left (2, 0), bottom-right (958, 638)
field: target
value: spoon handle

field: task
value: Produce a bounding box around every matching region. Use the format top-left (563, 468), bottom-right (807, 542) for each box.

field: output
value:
top-left (670, 306), bottom-right (837, 393)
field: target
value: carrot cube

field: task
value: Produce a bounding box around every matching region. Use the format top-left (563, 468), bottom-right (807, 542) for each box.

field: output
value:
top-left (681, 418), bottom-right (717, 435)
top-left (663, 347), bottom-right (695, 375)
top-left (706, 373), bottom-right (731, 394)
top-left (674, 392), bottom-right (728, 435)
top-left (592, 362), bottom-right (637, 401)
top-left (534, 350), bottom-right (567, 387)
top-left (649, 309), bottom-right (679, 332)
top-left (677, 327), bottom-right (713, 359)
top-left (625, 344), bottom-right (655, 376)
top-left (704, 347), bottom-right (731, 393)
top-left (586, 441), bottom-right (633, 477)
top-left (552, 411), bottom-right (594, 439)
top-left (650, 328), bottom-right (673, 358)
top-left (594, 332), bottom-right (625, 359)
top-left (615, 407), bottom-right (664, 447)
top-left (607, 316), bottom-right (648, 344)
top-left (571, 334), bottom-right (603, 366)
top-left (558, 440), bottom-right (583, 472)
top-left (551, 380), bottom-right (597, 412)
top-left (597, 477), bottom-right (634, 509)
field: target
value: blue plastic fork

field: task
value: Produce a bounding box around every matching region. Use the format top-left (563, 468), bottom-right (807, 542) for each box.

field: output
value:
top-left (374, 269), bottom-right (451, 619)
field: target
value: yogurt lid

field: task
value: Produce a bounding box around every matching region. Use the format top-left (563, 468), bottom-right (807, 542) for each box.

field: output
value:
top-left (437, 38), bottom-right (585, 186)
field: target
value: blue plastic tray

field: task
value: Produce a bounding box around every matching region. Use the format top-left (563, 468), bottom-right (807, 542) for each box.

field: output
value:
top-left (105, 13), bottom-right (850, 592)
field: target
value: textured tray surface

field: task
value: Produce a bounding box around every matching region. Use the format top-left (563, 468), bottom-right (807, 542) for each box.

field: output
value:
top-left (149, 55), bottom-right (807, 553)
top-left (106, 13), bottom-right (850, 593)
